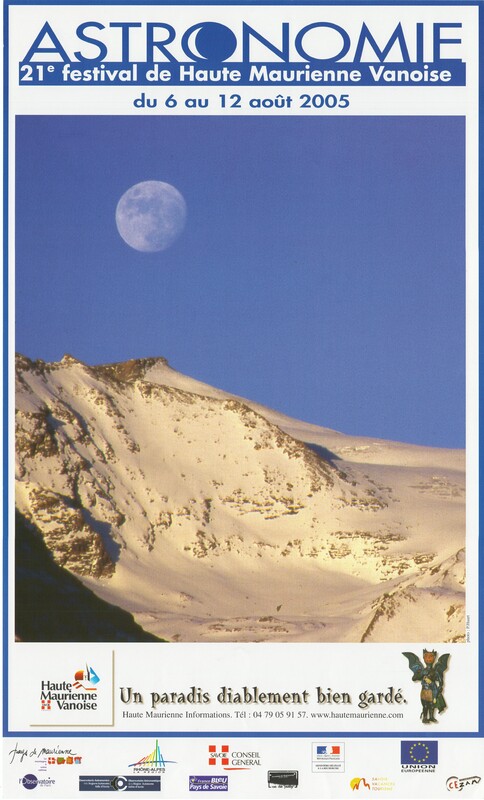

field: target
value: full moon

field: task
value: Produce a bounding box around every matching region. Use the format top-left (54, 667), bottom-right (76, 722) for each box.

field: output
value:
top-left (115, 180), bottom-right (187, 252)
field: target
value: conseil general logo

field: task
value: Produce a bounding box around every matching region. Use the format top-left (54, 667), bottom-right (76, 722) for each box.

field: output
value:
top-left (207, 745), bottom-right (261, 770)
top-left (208, 745), bottom-right (229, 767)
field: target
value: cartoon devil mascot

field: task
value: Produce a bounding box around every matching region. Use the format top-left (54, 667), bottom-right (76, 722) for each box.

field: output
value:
top-left (402, 649), bottom-right (450, 724)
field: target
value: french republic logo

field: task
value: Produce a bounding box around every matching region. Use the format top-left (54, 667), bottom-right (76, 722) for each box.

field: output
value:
top-left (40, 663), bottom-right (100, 712)
top-left (318, 745), bottom-right (340, 756)
top-left (401, 741), bottom-right (438, 772)
top-left (312, 742), bottom-right (345, 773)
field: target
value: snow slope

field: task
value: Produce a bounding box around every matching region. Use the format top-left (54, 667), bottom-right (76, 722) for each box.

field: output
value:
top-left (15, 354), bottom-right (465, 642)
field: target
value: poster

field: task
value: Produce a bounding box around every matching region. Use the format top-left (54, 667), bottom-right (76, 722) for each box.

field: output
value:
top-left (2, 1), bottom-right (483, 798)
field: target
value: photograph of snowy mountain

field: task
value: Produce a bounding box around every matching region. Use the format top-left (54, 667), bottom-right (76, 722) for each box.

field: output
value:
top-left (15, 115), bottom-right (465, 642)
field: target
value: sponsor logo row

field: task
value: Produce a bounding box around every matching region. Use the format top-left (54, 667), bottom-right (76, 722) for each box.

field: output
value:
top-left (15, 740), bottom-right (481, 794)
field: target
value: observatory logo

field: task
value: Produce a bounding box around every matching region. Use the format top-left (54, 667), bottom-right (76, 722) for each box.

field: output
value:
top-left (20, 774), bottom-right (55, 791)
top-left (40, 663), bottom-right (100, 712)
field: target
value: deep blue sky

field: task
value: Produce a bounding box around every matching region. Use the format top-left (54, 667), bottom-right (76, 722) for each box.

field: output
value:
top-left (15, 115), bottom-right (465, 447)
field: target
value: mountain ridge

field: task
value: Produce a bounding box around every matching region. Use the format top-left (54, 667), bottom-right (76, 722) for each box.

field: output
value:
top-left (15, 352), bottom-right (465, 643)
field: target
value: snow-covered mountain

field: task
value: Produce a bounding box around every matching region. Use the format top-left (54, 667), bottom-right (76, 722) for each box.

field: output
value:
top-left (15, 353), bottom-right (465, 643)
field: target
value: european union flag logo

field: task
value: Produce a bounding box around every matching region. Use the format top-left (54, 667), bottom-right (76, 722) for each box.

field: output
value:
top-left (401, 741), bottom-right (438, 765)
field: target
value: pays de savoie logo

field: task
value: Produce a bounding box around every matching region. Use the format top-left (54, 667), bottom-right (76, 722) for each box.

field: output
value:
top-left (40, 663), bottom-right (100, 712)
